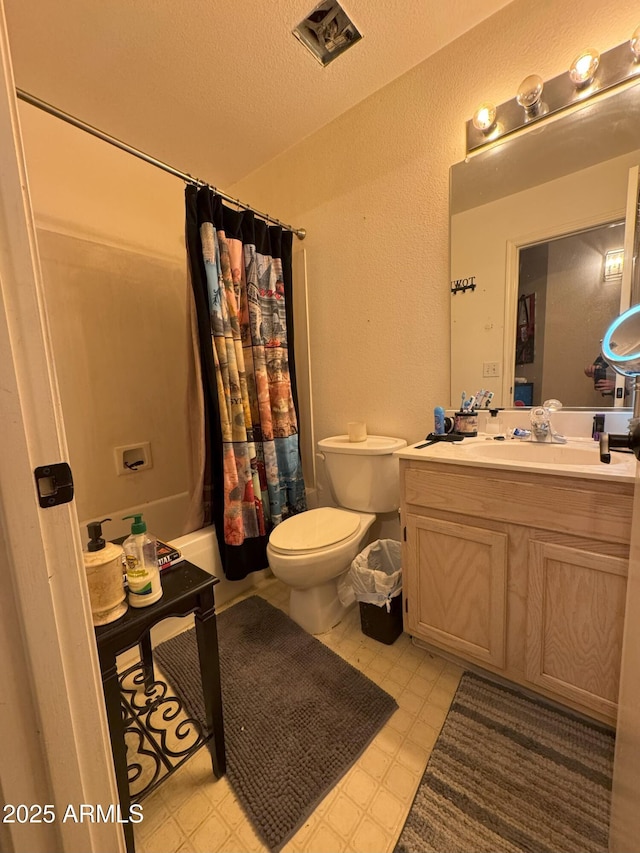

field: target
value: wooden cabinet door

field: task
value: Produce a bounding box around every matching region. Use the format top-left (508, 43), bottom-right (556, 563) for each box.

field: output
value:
top-left (405, 514), bottom-right (507, 668)
top-left (526, 541), bottom-right (627, 720)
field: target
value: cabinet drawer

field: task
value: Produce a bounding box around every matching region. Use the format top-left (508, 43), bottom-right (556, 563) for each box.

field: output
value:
top-left (402, 463), bottom-right (632, 544)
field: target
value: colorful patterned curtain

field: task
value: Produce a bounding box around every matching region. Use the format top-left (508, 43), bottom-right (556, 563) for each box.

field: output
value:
top-left (186, 186), bottom-right (306, 580)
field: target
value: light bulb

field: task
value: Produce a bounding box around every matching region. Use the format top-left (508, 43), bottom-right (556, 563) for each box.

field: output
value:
top-left (569, 48), bottom-right (600, 86)
top-left (516, 74), bottom-right (544, 117)
top-left (631, 25), bottom-right (640, 60)
top-left (472, 102), bottom-right (497, 133)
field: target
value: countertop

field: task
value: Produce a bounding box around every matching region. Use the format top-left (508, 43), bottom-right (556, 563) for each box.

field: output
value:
top-left (395, 434), bottom-right (637, 482)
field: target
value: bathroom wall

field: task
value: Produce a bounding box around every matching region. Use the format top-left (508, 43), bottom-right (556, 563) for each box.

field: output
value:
top-left (16, 0), bottom-right (640, 534)
top-left (230, 0), bottom-right (640, 451)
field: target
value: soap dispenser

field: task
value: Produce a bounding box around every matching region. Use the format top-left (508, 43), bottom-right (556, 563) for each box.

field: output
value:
top-left (83, 518), bottom-right (128, 625)
top-left (122, 513), bottom-right (163, 607)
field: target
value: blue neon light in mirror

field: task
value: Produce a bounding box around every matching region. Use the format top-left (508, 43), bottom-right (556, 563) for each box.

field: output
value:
top-left (602, 303), bottom-right (640, 372)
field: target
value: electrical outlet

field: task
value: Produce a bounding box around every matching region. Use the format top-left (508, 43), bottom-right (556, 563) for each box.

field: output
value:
top-left (114, 442), bottom-right (152, 476)
top-left (483, 361), bottom-right (501, 377)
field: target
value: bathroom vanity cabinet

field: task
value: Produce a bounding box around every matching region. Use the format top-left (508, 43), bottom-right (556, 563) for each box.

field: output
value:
top-left (400, 458), bottom-right (633, 724)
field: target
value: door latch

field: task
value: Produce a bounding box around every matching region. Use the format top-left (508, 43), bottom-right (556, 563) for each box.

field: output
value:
top-left (34, 462), bottom-right (74, 508)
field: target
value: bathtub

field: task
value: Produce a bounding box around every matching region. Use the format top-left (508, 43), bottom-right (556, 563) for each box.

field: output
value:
top-left (169, 525), bottom-right (271, 609)
top-left (118, 525), bottom-right (270, 664)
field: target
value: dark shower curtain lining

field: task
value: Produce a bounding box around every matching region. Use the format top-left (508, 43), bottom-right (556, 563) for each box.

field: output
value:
top-left (186, 185), bottom-right (304, 581)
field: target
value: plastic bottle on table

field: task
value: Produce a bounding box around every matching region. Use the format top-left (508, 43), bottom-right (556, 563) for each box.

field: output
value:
top-left (122, 513), bottom-right (163, 607)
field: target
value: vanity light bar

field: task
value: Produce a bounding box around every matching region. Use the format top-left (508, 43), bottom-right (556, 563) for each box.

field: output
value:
top-left (467, 36), bottom-right (640, 154)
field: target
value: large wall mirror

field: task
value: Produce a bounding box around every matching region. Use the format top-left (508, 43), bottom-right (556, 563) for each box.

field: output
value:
top-left (450, 83), bottom-right (640, 410)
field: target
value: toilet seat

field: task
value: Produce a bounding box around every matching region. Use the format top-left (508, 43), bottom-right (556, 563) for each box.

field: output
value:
top-left (269, 507), bottom-right (361, 554)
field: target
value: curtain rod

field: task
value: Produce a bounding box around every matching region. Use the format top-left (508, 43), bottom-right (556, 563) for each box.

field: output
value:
top-left (16, 88), bottom-right (306, 240)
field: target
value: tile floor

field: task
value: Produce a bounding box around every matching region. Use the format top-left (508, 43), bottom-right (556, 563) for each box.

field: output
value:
top-left (134, 577), bottom-right (462, 853)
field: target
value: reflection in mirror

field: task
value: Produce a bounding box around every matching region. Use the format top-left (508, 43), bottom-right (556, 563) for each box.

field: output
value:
top-left (604, 303), bottom-right (640, 375)
top-left (515, 221), bottom-right (625, 408)
top-left (450, 82), bottom-right (640, 410)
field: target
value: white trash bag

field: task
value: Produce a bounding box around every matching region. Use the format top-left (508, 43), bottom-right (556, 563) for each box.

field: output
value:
top-left (338, 539), bottom-right (402, 612)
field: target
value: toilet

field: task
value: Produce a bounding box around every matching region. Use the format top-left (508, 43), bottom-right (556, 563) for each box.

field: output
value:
top-left (267, 434), bottom-right (407, 634)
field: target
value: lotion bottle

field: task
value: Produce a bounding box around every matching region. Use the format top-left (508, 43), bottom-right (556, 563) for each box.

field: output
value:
top-left (83, 518), bottom-right (128, 625)
top-left (122, 513), bottom-right (163, 607)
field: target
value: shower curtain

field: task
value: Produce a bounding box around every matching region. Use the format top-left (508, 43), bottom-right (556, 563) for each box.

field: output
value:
top-left (185, 186), bottom-right (306, 580)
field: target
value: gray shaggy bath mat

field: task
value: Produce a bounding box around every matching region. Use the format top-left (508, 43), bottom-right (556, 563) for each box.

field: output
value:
top-left (155, 595), bottom-right (397, 851)
top-left (395, 671), bottom-right (614, 853)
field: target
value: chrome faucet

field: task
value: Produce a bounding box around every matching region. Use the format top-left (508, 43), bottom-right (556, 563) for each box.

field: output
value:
top-left (529, 400), bottom-right (567, 443)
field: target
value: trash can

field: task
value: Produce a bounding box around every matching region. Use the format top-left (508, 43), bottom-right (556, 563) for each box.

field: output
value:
top-left (339, 539), bottom-right (403, 645)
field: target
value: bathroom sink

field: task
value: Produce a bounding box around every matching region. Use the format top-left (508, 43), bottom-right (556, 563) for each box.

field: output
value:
top-left (396, 435), bottom-right (636, 481)
top-left (459, 440), bottom-right (619, 466)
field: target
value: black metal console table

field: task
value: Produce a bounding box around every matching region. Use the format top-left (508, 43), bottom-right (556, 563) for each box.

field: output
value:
top-left (94, 561), bottom-right (226, 853)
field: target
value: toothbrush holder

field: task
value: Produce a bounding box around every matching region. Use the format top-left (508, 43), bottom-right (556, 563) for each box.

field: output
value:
top-left (454, 411), bottom-right (478, 437)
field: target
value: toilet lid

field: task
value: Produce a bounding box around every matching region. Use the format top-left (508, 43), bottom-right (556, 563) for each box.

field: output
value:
top-left (269, 507), bottom-right (360, 552)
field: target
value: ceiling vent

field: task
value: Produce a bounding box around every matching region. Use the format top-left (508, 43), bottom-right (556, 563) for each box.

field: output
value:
top-left (293, 1), bottom-right (362, 67)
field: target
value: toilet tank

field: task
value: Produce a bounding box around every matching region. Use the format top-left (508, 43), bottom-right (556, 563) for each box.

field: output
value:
top-left (317, 435), bottom-right (407, 513)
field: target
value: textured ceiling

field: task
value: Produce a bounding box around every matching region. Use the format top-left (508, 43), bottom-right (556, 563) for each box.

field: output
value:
top-left (4, 0), bottom-right (514, 188)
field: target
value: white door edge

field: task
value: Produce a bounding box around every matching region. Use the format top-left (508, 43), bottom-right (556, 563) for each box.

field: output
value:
top-left (613, 165), bottom-right (640, 407)
top-left (609, 165), bottom-right (640, 851)
top-left (0, 4), bottom-right (124, 851)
